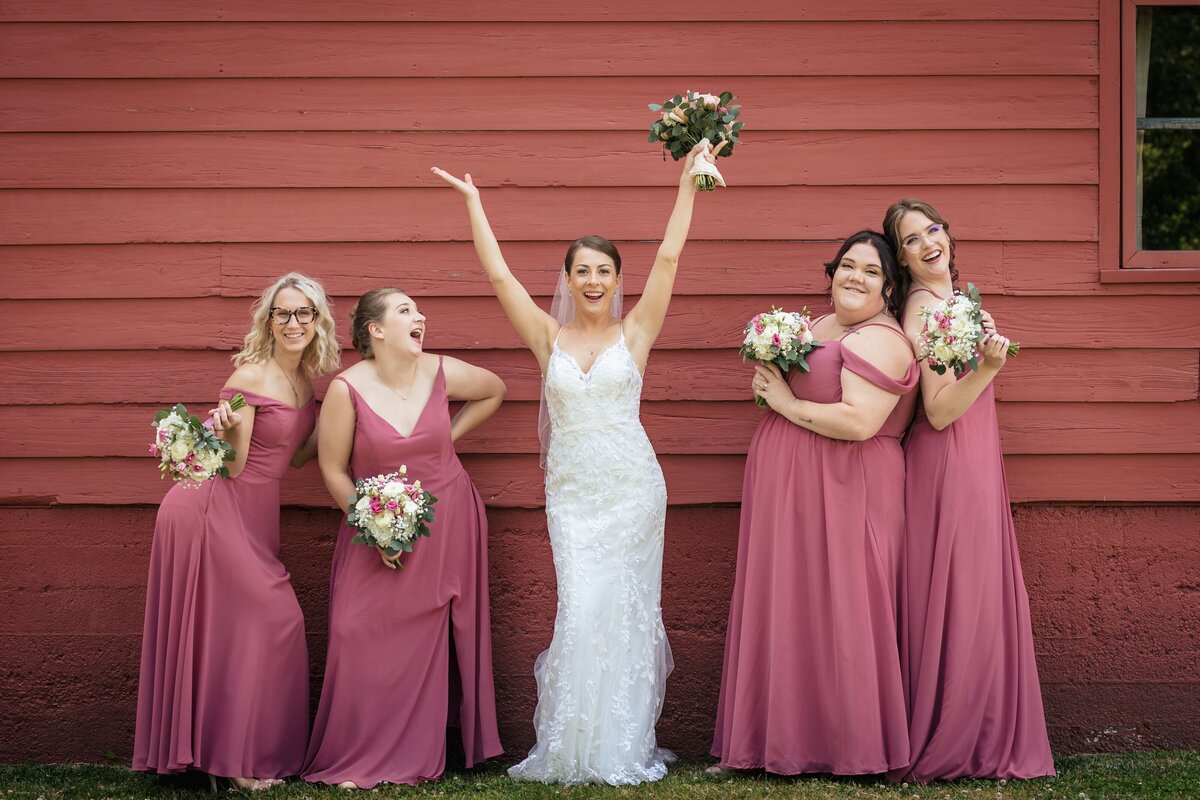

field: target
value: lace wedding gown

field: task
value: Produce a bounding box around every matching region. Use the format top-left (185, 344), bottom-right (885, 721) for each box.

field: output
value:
top-left (508, 332), bottom-right (674, 785)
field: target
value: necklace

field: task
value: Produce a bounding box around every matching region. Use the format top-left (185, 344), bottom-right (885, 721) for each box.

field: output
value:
top-left (569, 323), bottom-right (614, 356)
top-left (377, 359), bottom-right (420, 401)
top-left (273, 357), bottom-right (303, 406)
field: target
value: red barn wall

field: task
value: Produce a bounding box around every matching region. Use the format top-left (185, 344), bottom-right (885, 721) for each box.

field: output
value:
top-left (1, 0), bottom-right (1197, 763)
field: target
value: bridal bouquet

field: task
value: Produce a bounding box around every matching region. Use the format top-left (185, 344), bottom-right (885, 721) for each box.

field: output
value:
top-left (916, 283), bottom-right (1020, 375)
top-left (648, 90), bottom-right (742, 190)
top-left (150, 394), bottom-right (246, 485)
top-left (347, 466), bottom-right (438, 565)
top-left (741, 307), bottom-right (821, 407)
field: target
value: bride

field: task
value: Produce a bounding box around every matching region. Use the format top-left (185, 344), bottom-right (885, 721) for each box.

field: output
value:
top-left (432, 141), bottom-right (720, 785)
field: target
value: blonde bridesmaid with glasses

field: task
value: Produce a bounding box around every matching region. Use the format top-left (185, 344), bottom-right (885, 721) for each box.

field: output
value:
top-left (134, 273), bottom-right (339, 790)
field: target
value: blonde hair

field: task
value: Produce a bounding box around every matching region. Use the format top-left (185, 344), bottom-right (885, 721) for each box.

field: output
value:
top-left (233, 273), bottom-right (340, 377)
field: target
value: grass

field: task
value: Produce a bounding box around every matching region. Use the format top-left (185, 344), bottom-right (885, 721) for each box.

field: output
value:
top-left (0, 753), bottom-right (1198, 800)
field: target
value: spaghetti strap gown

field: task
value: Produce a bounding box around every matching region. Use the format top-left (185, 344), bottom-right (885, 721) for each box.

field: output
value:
top-left (896, 288), bottom-right (1055, 782)
top-left (713, 324), bottom-right (918, 775)
top-left (133, 387), bottom-right (314, 779)
top-left (303, 360), bottom-right (502, 788)
top-left (508, 332), bottom-right (673, 786)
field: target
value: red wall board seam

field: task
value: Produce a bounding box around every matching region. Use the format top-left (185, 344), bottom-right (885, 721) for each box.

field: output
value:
top-left (0, 76), bottom-right (1099, 133)
top-left (3, 295), bottom-right (1195, 351)
top-left (0, 21), bottom-right (1099, 79)
top-left (4, 401), bottom-right (1198, 458)
top-left (0, 130), bottom-right (1100, 189)
top-left (1, 453), bottom-right (1197, 506)
top-left (0, 0), bottom-right (1103, 23)
top-left (2, 348), bottom-right (1195, 405)
top-left (0, 186), bottom-right (1099, 245)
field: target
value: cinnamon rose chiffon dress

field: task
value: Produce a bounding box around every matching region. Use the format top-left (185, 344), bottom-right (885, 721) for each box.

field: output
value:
top-left (895, 288), bottom-right (1054, 781)
top-left (302, 362), bottom-right (502, 788)
top-left (713, 325), bottom-right (918, 775)
top-left (134, 387), bottom-right (314, 779)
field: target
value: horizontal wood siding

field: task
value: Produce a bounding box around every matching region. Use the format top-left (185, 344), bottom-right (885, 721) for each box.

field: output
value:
top-left (0, 2), bottom-right (1192, 502)
top-left (2, 0), bottom-right (1199, 764)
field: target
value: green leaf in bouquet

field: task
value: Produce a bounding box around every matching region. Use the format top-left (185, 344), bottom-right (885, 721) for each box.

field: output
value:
top-left (967, 282), bottom-right (982, 305)
top-left (648, 103), bottom-right (663, 112)
top-left (719, 91), bottom-right (734, 105)
top-left (966, 355), bottom-right (980, 372)
top-left (671, 94), bottom-right (682, 106)
top-left (732, 121), bottom-right (744, 131)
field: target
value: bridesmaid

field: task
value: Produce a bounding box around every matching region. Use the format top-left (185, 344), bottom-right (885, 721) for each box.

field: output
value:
top-left (712, 231), bottom-right (917, 775)
top-left (883, 198), bottom-right (1054, 781)
top-left (134, 273), bottom-right (340, 789)
top-left (303, 287), bottom-right (505, 789)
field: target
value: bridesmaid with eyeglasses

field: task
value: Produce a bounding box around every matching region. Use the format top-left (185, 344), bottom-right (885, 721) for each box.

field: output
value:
top-left (883, 199), bottom-right (1054, 782)
top-left (133, 273), bottom-right (340, 790)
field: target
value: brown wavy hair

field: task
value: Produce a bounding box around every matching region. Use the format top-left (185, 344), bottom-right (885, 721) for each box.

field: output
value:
top-left (882, 197), bottom-right (959, 285)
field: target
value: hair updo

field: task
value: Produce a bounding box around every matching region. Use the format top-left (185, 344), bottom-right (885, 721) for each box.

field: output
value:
top-left (349, 287), bottom-right (405, 359)
top-left (564, 235), bottom-right (622, 274)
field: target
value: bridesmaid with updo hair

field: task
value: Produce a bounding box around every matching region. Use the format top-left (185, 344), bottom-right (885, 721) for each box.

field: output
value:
top-left (303, 287), bottom-right (506, 789)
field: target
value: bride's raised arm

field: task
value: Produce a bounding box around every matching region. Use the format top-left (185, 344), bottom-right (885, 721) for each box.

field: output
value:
top-left (623, 141), bottom-right (723, 364)
top-left (432, 167), bottom-right (559, 366)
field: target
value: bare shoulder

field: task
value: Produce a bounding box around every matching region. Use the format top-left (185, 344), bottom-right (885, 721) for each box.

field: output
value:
top-left (225, 361), bottom-right (269, 394)
top-left (331, 361), bottom-right (372, 394)
top-left (841, 324), bottom-right (914, 380)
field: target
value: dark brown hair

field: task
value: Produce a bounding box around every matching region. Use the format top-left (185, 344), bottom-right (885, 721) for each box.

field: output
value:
top-left (349, 287), bottom-right (405, 359)
top-left (882, 197), bottom-right (959, 284)
top-left (822, 230), bottom-right (909, 319)
top-left (564, 235), bottom-right (621, 275)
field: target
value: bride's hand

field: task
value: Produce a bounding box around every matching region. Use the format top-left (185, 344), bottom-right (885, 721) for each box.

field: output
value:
top-left (431, 167), bottom-right (480, 201)
top-left (681, 139), bottom-right (728, 184)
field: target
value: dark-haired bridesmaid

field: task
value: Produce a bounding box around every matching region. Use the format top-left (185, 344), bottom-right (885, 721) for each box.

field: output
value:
top-left (303, 287), bottom-right (505, 789)
top-left (882, 198), bottom-right (1054, 782)
top-left (134, 273), bottom-right (340, 790)
top-left (712, 231), bottom-right (917, 775)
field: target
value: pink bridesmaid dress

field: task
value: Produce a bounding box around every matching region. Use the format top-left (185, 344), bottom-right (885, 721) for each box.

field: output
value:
top-left (134, 387), bottom-right (314, 779)
top-left (713, 324), bottom-right (918, 775)
top-left (302, 360), bottom-right (502, 788)
top-left (896, 289), bottom-right (1055, 782)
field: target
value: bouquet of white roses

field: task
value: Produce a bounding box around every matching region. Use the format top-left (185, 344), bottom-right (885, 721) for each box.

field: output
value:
top-left (150, 394), bottom-right (246, 485)
top-left (916, 283), bottom-right (1020, 375)
top-left (740, 307), bottom-right (821, 407)
top-left (648, 90), bottom-right (742, 190)
top-left (347, 466), bottom-right (437, 565)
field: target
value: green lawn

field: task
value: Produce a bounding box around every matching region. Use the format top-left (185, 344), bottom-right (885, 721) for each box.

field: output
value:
top-left (1, 753), bottom-right (1197, 800)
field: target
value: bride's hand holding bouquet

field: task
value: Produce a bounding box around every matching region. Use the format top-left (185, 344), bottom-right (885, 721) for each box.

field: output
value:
top-left (649, 90), bottom-right (742, 191)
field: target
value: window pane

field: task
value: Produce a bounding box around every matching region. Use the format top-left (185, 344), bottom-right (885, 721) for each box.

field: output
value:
top-left (1140, 130), bottom-right (1200, 251)
top-left (1136, 6), bottom-right (1200, 252)
top-left (1143, 6), bottom-right (1200, 118)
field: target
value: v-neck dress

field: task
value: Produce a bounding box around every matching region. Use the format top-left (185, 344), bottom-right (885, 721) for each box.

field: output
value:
top-left (894, 288), bottom-right (1054, 781)
top-left (134, 387), bottom-right (314, 779)
top-left (302, 361), bottom-right (502, 788)
top-left (508, 332), bottom-right (673, 785)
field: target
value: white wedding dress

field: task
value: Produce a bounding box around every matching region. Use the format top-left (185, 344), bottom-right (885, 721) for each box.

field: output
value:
top-left (508, 331), bottom-right (674, 785)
